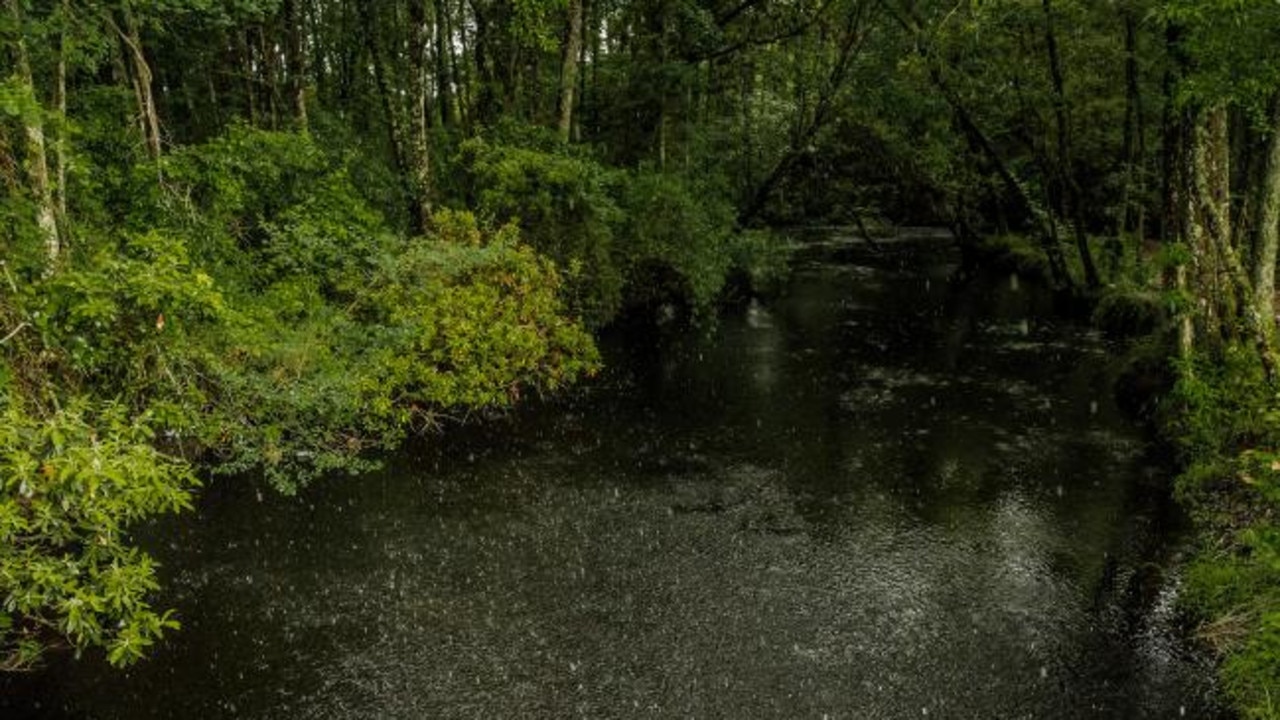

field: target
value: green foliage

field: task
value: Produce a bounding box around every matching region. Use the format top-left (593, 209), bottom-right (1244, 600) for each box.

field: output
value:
top-left (459, 137), bottom-right (624, 326)
top-left (0, 396), bottom-right (196, 670)
top-left (725, 229), bottom-right (795, 299)
top-left (1092, 289), bottom-right (1166, 339)
top-left (459, 136), bottom-right (771, 325)
top-left (1159, 0), bottom-right (1280, 117)
top-left (617, 170), bottom-right (735, 313)
top-left (1, 124), bottom-right (601, 670)
top-left (1163, 346), bottom-right (1280, 719)
top-left (202, 209), bottom-right (600, 493)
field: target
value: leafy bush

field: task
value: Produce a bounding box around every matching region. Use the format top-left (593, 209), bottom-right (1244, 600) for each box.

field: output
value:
top-left (459, 137), bottom-right (790, 325)
top-left (0, 397), bottom-right (196, 670)
top-left (201, 210), bottom-right (600, 492)
top-left (458, 137), bottom-right (624, 326)
top-left (616, 171), bottom-right (735, 314)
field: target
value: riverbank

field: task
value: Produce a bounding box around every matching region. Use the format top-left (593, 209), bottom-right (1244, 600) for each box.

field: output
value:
top-left (1161, 350), bottom-right (1280, 719)
top-left (973, 233), bottom-right (1279, 719)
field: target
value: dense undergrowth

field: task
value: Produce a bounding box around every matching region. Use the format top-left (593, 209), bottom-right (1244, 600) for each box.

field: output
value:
top-left (1, 122), bottom-right (785, 670)
top-left (1162, 349), bottom-right (1280, 719)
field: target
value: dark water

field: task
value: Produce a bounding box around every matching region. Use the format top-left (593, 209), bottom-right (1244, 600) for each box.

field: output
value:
top-left (3, 231), bottom-right (1226, 719)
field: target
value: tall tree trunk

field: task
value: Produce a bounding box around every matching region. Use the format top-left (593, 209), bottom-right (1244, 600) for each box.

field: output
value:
top-left (1119, 5), bottom-right (1145, 238)
top-left (574, 0), bottom-right (588, 142)
top-left (1042, 0), bottom-right (1099, 287)
top-left (237, 30), bottom-right (258, 125)
top-left (115, 9), bottom-right (162, 159)
top-left (408, 0), bottom-right (435, 231)
top-left (55, 0), bottom-right (68, 226)
top-left (284, 0), bottom-right (308, 129)
top-left (456, 0), bottom-right (473, 130)
top-left (434, 0), bottom-right (458, 128)
top-left (1253, 95), bottom-right (1280, 324)
top-left (259, 25), bottom-right (280, 129)
top-left (6, 0), bottom-right (60, 264)
top-left (557, 0), bottom-right (584, 142)
top-left (366, 9), bottom-right (411, 223)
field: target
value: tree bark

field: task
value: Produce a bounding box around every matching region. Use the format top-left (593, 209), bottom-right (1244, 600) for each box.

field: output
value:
top-left (1253, 95), bottom-right (1280, 324)
top-left (408, 0), bottom-right (435, 231)
top-left (116, 9), bottom-right (162, 159)
top-left (5, 0), bottom-right (60, 264)
top-left (557, 0), bottom-right (584, 142)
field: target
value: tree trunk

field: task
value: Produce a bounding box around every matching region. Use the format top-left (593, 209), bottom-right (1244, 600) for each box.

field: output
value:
top-left (1042, 0), bottom-right (1099, 287)
top-left (557, 0), bottom-right (584, 142)
top-left (408, 0), bottom-right (435, 231)
top-left (238, 30), bottom-right (258, 125)
top-left (1119, 5), bottom-right (1145, 238)
top-left (434, 0), bottom-right (458, 128)
top-left (284, 0), bottom-right (308, 130)
top-left (55, 0), bottom-right (69, 225)
top-left (1253, 95), bottom-right (1280, 324)
top-left (366, 10), bottom-right (411, 225)
top-left (117, 9), bottom-right (162, 159)
top-left (6, 0), bottom-right (60, 264)
top-left (574, 0), bottom-right (588, 142)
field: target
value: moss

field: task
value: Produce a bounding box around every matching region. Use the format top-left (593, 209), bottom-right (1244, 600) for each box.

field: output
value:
top-left (1093, 289), bottom-right (1167, 339)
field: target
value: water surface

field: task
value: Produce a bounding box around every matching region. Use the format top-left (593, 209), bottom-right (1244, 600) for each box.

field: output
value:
top-left (2, 231), bottom-right (1225, 718)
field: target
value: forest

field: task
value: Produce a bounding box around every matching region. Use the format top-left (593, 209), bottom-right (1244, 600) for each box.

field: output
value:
top-left (1, 0), bottom-right (1278, 717)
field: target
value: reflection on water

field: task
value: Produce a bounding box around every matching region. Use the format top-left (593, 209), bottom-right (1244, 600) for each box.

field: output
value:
top-left (1, 231), bottom-right (1225, 718)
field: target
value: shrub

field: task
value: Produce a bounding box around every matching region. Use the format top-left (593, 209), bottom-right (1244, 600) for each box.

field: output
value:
top-left (0, 397), bottom-right (197, 670)
top-left (458, 137), bottom-right (624, 326)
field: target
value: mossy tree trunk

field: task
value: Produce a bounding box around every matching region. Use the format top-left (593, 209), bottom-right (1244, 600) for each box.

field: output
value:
top-left (5, 0), bottom-right (60, 266)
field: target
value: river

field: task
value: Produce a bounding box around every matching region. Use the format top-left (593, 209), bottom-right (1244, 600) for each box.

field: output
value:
top-left (2, 230), bottom-right (1226, 718)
